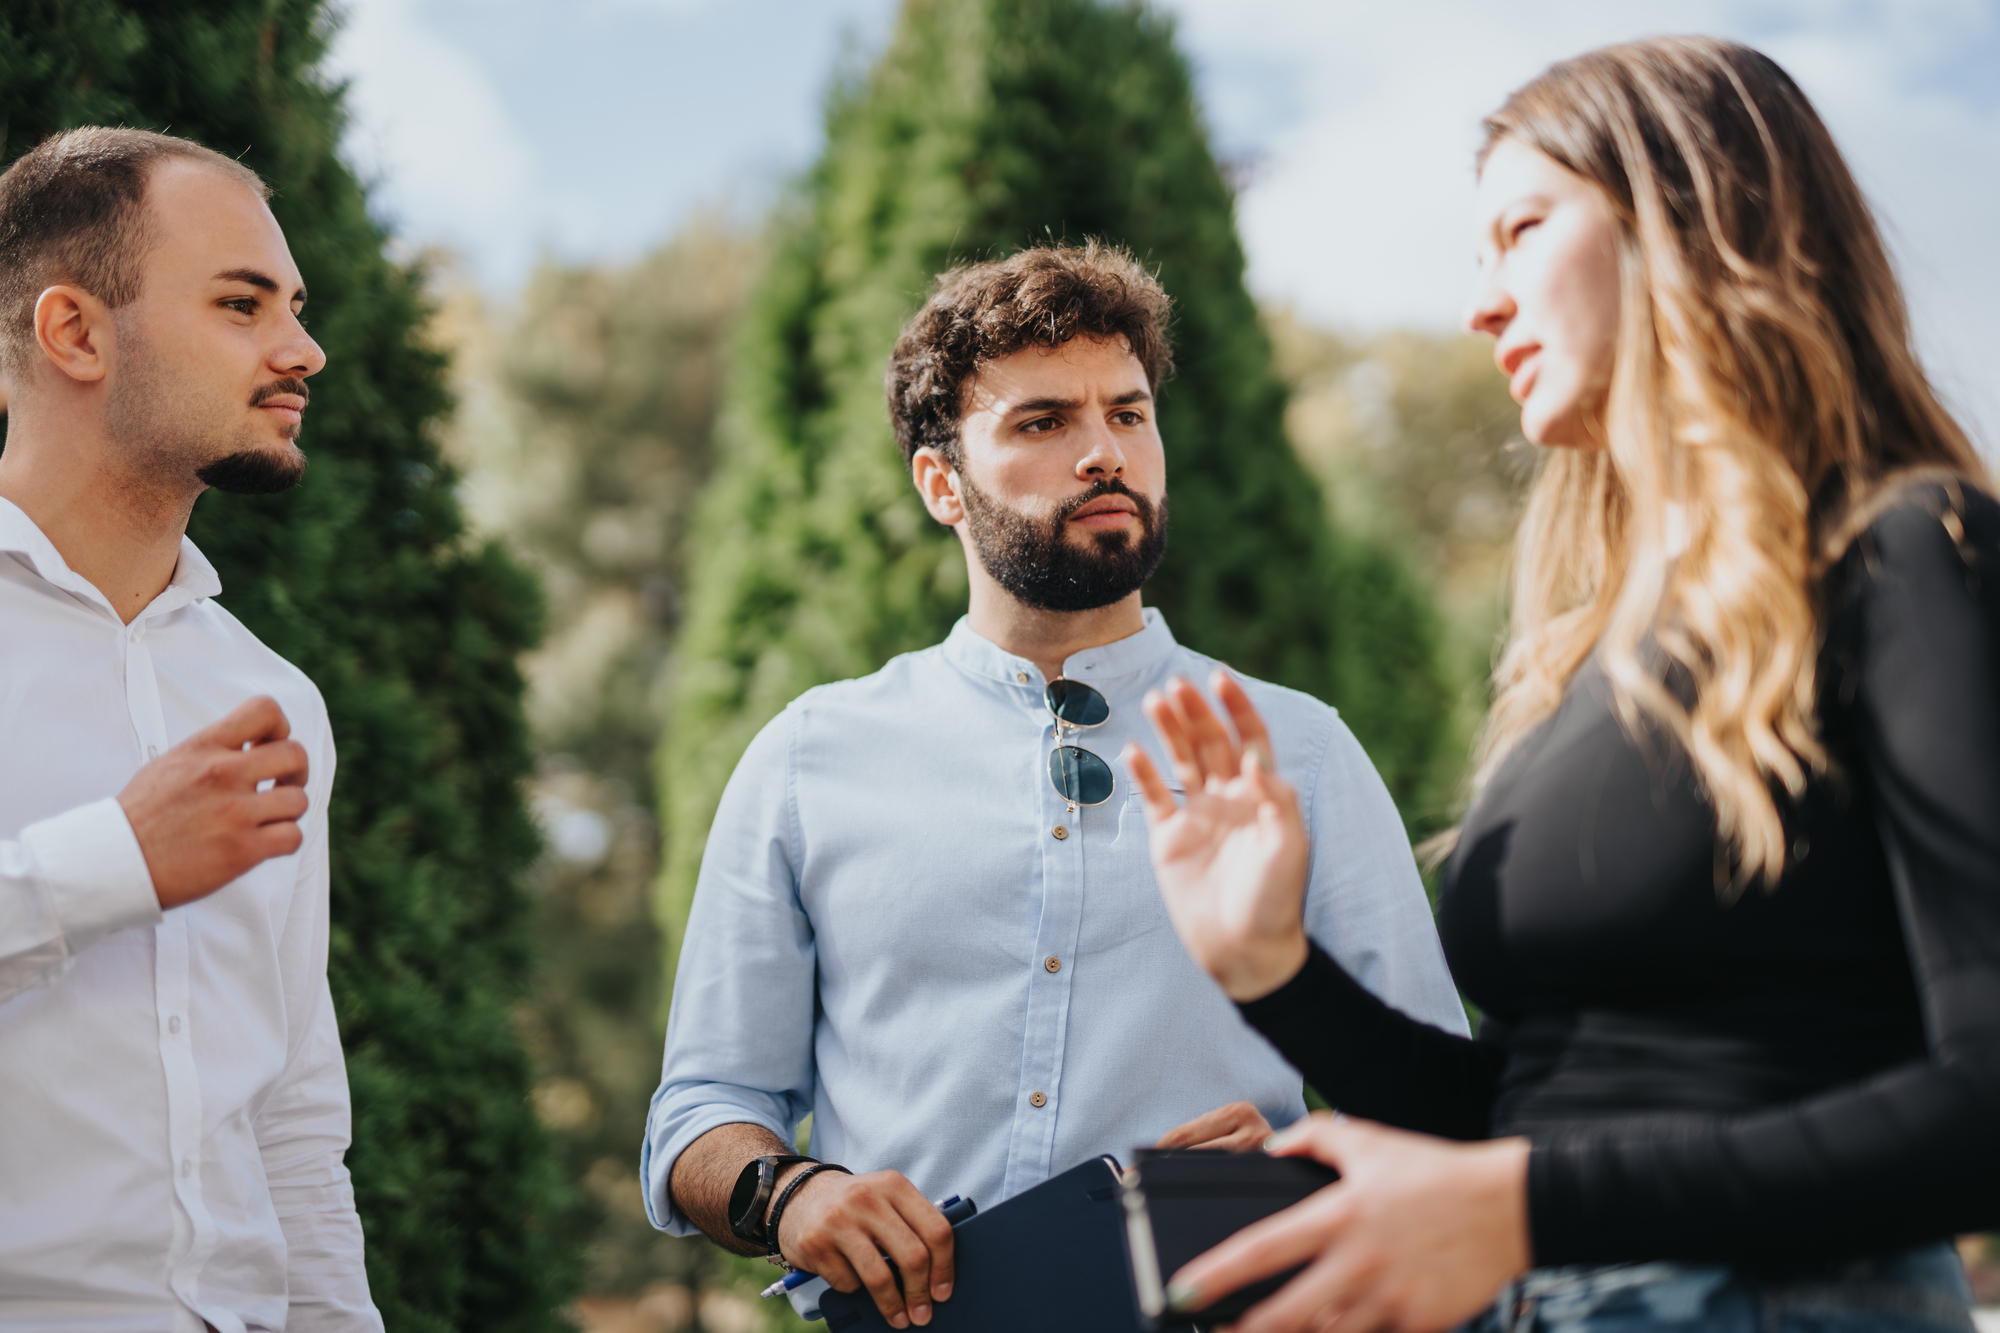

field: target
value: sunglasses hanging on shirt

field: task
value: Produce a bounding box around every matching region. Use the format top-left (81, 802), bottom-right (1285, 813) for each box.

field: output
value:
top-left (1046, 677), bottom-right (1115, 811)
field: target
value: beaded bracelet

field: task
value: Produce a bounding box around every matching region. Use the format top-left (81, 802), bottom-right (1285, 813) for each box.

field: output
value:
top-left (765, 1161), bottom-right (853, 1258)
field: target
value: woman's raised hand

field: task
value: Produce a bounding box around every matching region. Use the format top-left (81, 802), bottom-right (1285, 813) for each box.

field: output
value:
top-left (1125, 672), bottom-right (1311, 1002)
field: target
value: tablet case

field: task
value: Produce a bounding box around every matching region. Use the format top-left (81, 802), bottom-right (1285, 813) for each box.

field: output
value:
top-left (1120, 1149), bottom-right (1340, 1328)
top-left (818, 1155), bottom-right (1148, 1332)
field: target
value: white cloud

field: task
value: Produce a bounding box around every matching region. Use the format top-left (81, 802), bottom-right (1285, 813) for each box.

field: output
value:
top-left (323, 0), bottom-right (536, 267)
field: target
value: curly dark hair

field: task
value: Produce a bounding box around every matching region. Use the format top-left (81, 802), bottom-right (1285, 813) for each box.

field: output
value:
top-left (885, 241), bottom-right (1174, 469)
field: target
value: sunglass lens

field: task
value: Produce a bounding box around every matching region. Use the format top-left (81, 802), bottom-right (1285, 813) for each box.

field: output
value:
top-left (1049, 745), bottom-right (1116, 806)
top-left (1045, 678), bottom-right (1110, 727)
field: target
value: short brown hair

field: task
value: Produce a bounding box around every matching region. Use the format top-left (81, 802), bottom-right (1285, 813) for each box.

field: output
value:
top-left (0, 127), bottom-right (270, 376)
top-left (886, 241), bottom-right (1174, 468)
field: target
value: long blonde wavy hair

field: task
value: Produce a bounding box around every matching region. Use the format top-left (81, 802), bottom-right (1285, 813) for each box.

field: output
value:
top-left (1473, 37), bottom-right (1987, 892)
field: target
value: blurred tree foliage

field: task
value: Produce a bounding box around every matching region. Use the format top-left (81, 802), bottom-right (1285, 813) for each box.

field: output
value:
top-left (0, 3), bottom-right (574, 1329)
top-left (447, 221), bottom-right (756, 782)
top-left (1266, 313), bottom-right (1535, 821)
top-left (437, 222), bottom-right (762, 1308)
top-left (659, 0), bottom-right (1453, 978)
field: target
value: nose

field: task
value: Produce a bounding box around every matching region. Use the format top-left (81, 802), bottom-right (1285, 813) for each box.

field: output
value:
top-left (1074, 414), bottom-right (1126, 480)
top-left (1463, 262), bottom-right (1514, 340)
top-left (272, 309), bottom-right (327, 380)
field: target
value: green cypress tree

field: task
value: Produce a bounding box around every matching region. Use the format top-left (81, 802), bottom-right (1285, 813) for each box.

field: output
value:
top-left (0, 4), bottom-right (576, 1328)
top-left (659, 0), bottom-right (1450, 969)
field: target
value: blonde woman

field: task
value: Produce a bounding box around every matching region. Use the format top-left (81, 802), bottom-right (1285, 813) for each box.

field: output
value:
top-left (1128, 36), bottom-right (1999, 1333)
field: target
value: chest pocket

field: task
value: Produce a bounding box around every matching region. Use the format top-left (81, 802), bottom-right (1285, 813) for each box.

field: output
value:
top-left (1078, 787), bottom-right (1182, 954)
top-left (1108, 786), bottom-right (1177, 848)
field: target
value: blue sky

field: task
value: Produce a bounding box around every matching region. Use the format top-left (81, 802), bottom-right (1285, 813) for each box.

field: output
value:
top-left (329, 0), bottom-right (2000, 449)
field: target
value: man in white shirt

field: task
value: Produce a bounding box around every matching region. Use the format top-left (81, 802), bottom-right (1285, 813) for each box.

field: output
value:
top-left (0, 128), bottom-right (380, 1331)
top-left (645, 243), bottom-right (1468, 1328)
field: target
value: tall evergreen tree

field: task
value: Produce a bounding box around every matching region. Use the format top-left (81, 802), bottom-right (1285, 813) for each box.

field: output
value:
top-left (660, 0), bottom-right (1449, 967)
top-left (0, 4), bottom-right (575, 1329)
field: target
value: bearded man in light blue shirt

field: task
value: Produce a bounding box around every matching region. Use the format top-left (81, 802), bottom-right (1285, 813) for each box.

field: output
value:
top-left (643, 242), bottom-right (1466, 1329)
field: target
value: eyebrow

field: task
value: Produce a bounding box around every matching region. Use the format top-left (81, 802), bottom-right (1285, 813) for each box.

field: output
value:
top-left (1009, 388), bottom-right (1153, 415)
top-left (214, 268), bottom-right (307, 303)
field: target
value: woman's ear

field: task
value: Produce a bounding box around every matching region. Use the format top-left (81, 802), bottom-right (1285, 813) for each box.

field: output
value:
top-left (911, 445), bottom-right (966, 527)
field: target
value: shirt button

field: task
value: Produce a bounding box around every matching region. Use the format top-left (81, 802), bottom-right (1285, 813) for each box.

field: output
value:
top-left (1015, 671), bottom-right (1029, 684)
top-left (1029, 1091), bottom-right (1047, 1108)
top-left (1044, 956), bottom-right (1061, 974)
top-left (146, 745), bottom-right (160, 760)
top-left (1051, 825), bottom-right (1068, 841)
top-left (168, 1015), bottom-right (181, 1034)
top-left (180, 1158), bottom-right (193, 1179)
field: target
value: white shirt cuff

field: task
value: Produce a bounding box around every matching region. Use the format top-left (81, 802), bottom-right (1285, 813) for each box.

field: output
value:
top-left (21, 798), bottom-right (162, 955)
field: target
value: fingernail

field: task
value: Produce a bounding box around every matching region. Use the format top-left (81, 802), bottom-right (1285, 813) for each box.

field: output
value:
top-left (1166, 1282), bottom-right (1202, 1309)
top-left (912, 1304), bottom-right (931, 1325)
top-left (890, 1315), bottom-right (909, 1330)
top-left (934, 1282), bottom-right (952, 1300)
top-left (1263, 1132), bottom-right (1283, 1151)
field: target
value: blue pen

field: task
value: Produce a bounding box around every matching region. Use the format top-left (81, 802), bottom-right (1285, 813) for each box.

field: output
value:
top-left (759, 1266), bottom-right (821, 1299)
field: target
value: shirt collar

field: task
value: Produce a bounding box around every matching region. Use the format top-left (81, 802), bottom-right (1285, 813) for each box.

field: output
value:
top-left (0, 496), bottom-right (221, 620)
top-left (941, 607), bottom-right (1179, 691)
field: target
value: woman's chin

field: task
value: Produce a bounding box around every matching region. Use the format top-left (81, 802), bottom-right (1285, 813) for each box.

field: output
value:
top-left (1519, 399), bottom-right (1600, 451)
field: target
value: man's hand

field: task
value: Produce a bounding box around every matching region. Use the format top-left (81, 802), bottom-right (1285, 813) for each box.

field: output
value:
top-left (1156, 1100), bottom-right (1275, 1152)
top-left (117, 696), bottom-right (309, 909)
top-left (775, 1167), bottom-right (956, 1330)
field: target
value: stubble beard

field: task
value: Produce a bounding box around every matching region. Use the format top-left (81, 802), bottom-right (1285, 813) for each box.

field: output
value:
top-left (107, 319), bottom-right (308, 497)
top-left (959, 472), bottom-right (1169, 613)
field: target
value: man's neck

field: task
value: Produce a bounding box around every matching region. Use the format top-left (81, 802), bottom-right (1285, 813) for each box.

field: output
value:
top-left (0, 399), bottom-right (196, 624)
top-left (965, 579), bottom-right (1147, 684)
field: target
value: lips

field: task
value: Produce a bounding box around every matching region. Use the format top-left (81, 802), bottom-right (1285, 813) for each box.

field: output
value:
top-left (251, 377), bottom-right (312, 420)
top-left (1070, 496), bottom-right (1138, 523)
top-left (1498, 344), bottom-right (1541, 405)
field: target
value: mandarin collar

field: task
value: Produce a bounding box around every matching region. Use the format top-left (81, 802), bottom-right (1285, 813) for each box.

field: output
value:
top-left (0, 496), bottom-right (222, 622)
top-left (941, 607), bottom-right (1179, 692)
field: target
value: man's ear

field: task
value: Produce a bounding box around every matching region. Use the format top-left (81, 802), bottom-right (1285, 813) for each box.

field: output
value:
top-left (33, 285), bottom-right (112, 386)
top-left (911, 446), bottom-right (967, 528)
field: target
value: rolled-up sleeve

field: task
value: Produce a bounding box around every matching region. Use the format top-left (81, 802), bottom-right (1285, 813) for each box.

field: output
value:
top-left (1296, 712), bottom-right (1469, 1038)
top-left (0, 797), bottom-right (161, 1001)
top-left (643, 707), bottom-right (820, 1235)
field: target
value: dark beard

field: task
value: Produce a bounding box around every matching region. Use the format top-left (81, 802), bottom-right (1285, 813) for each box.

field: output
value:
top-left (197, 448), bottom-right (307, 494)
top-left (960, 475), bottom-right (1168, 612)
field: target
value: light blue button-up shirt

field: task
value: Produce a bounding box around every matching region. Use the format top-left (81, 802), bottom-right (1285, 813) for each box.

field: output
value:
top-left (643, 610), bottom-right (1466, 1233)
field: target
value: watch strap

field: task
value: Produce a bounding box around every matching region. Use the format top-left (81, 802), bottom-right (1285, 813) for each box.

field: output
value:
top-left (728, 1154), bottom-right (814, 1246)
top-left (766, 1161), bottom-right (853, 1257)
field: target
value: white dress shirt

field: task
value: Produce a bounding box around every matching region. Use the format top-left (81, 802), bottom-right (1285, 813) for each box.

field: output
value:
top-left (0, 500), bottom-right (380, 1333)
top-left (646, 611), bottom-right (1468, 1232)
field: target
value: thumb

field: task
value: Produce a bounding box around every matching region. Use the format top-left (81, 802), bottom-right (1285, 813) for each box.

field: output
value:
top-left (1267, 1109), bottom-right (1354, 1168)
top-left (196, 695), bottom-right (291, 750)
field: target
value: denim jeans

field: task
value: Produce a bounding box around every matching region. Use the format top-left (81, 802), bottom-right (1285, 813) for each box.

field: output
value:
top-left (1462, 1245), bottom-right (1975, 1333)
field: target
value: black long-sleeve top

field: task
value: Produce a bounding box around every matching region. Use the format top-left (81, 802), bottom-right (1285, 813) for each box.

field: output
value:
top-left (1242, 482), bottom-right (2000, 1266)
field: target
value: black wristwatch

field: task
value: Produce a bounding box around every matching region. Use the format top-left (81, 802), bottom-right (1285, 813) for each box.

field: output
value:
top-left (728, 1155), bottom-right (814, 1247)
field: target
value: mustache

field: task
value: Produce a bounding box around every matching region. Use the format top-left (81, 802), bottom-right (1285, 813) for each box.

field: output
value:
top-left (1053, 476), bottom-right (1154, 523)
top-left (249, 377), bottom-right (311, 408)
